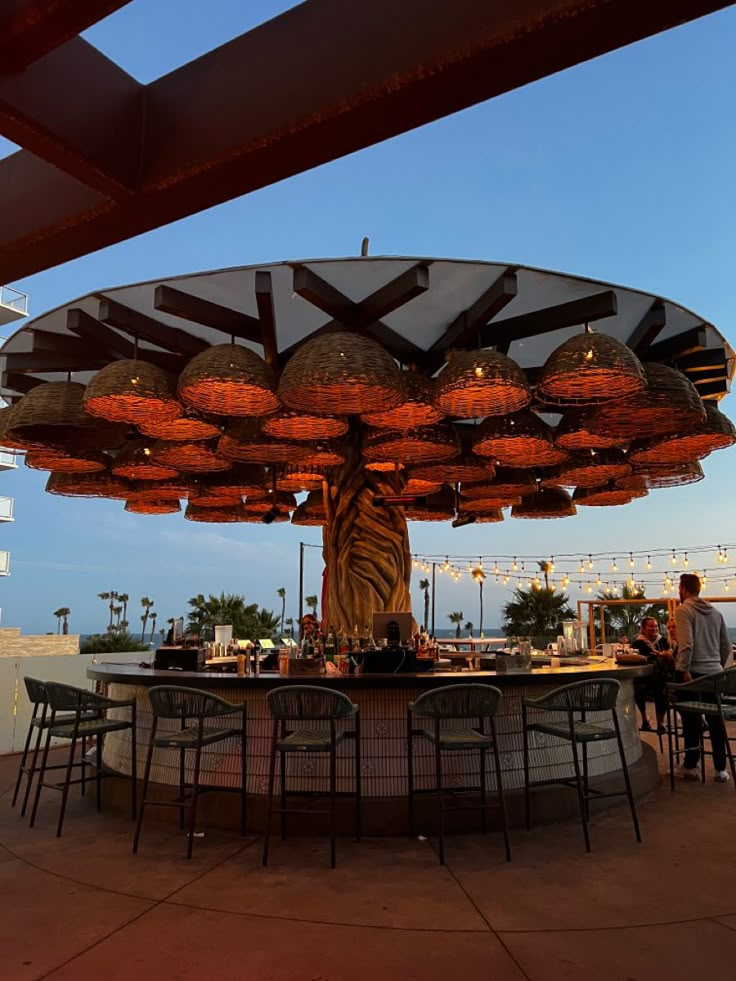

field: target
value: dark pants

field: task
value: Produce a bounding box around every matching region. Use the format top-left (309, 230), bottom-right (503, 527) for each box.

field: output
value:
top-left (678, 674), bottom-right (727, 771)
top-left (634, 677), bottom-right (668, 721)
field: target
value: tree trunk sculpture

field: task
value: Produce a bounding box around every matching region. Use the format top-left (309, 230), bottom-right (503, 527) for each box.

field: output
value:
top-left (322, 438), bottom-right (412, 632)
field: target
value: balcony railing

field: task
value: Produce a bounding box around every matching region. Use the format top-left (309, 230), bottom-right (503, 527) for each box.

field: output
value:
top-left (0, 286), bottom-right (28, 314)
top-left (0, 450), bottom-right (17, 470)
top-left (0, 551), bottom-right (9, 575)
top-left (0, 497), bottom-right (13, 521)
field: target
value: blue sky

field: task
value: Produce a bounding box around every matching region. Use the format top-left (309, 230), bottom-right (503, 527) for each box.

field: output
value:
top-left (1, 2), bottom-right (735, 635)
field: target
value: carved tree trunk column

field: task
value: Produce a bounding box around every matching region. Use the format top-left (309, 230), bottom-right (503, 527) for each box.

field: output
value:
top-left (322, 435), bottom-right (412, 632)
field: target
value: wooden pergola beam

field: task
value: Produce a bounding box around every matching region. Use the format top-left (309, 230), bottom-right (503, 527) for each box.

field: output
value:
top-left (0, 0), bottom-right (729, 281)
top-left (489, 290), bottom-right (618, 354)
top-left (424, 268), bottom-right (518, 374)
top-left (1, 370), bottom-right (45, 394)
top-left (646, 325), bottom-right (708, 362)
top-left (626, 299), bottom-right (666, 354)
top-left (97, 298), bottom-right (209, 359)
top-left (675, 347), bottom-right (727, 373)
top-left (153, 285), bottom-right (262, 344)
top-left (255, 271), bottom-right (278, 368)
top-left (694, 378), bottom-right (729, 398)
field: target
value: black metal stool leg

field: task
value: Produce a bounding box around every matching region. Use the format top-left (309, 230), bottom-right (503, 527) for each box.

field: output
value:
top-left (130, 705), bottom-right (137, 819)
top-left (354, 711), bottom-right (361, 842)
top-left (13, 708), bottom-right (38, 807)
top-left (96, 733), bottom-right (103, 812)
top-left (613, 709), bottom-right (641, 843)
top-left (435, 720), bottom-right (445, 865)
top-left (329, 720), bottom-right (337, 869)
top-left (21, 720), bottom-right (46, 818)
top-left (133, 719), bottom-right (157, 854)
top-left (262, 721), bottom-right (278, 866)
top-left (407, 707), bottom-right (415, 838)
top-left (178, 718), bottom-right (186, 830)
top-left (186, 742), bottom-right (203, 860)
top-left (30, 725), bottom-right (53, 828)
top-left (522, 705), bottom-right (531, 830)
top-left (80, 735), bottom-right (87, 798)
top-left (568, 713), bottom-right (590, 853)
top-left (491, 718), bottom-right (511, 862)
top-left (667, 701), bottom-right (675, 792)
top-left (56, 732), bottom-right (79, 838)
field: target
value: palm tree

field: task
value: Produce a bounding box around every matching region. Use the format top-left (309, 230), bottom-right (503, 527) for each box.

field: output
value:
top-left (305, 594), bottom-right (319, 618)
top-left (538, 560), bottom-right (552, 589)
top-left (113, 605), bottom-right (123, 629)
top-left (52, 607), bottom-right (67, 634)
top-left (98, 591), bottom-right (118, 631)
top-left (502, 585), bottom-right (574, 642)
top-left (277, 587), bottom-right (286, 634)
top-left (464, 621), bottom-right (473, 636)
top-left (285, 616), bottom-right (294, 638)
top-left (597, 583), bottom-right (666, 640)
top-left (448, 611), bottom-right (464, 638)
top-left (187, 592), bottom-right (280, 641)
top-left (149, 611), bottom-right (158, 641)
top-left (419, 578), bottom-right (430, 631)
top-left (118, 593), bottom-right (129, 626)
top-left (140, 596), bottom-right (154, 641)
top-left (471, 565), bottom-right (487, 636)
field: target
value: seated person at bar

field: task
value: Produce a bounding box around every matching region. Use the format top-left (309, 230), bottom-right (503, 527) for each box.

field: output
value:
top-left (619, 616), bottom-right (673, 733)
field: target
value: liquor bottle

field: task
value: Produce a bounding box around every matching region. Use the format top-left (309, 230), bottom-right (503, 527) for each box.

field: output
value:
top-left (351, 624), bottom-right (360, 654)
top-left (324, 626), bottom-right (337, 663)
top-left (338, 627), bottom-right (349, 656)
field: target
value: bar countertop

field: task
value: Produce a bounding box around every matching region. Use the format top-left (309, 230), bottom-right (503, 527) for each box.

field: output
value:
top-left (87, 660), bottom-right (652, 689)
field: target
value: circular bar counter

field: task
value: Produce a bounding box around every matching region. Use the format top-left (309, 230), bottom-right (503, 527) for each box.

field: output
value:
top-left (88, 661), bottom-right (657, 834)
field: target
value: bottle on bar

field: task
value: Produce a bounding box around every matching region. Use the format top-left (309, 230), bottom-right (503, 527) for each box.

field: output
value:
top-left (324, 626), bottom-right (336, 664)
top-left (351, 624), bottom-right (360, 654)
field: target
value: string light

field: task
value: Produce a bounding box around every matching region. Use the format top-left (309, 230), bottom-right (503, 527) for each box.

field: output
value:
top-left (588, 555), bottom-right (594, 569)
top-left (611, 558), bottom-right (618, 572)
top-left (670, 549), bottom-right (677, 566)
top-left (646, 556), bottom-right (652, 570)
top-left (493, 562), bottom-right (500, 575)
top-left (512, 557), bottom-right (518, 571)
top-left (585, 584), bottom-right (593, 594)
top-left (683, 552), bottom-right (689, 568)
top-left (549, 557), bottom-right (555, 573)
top-left (579, 558), bottom-right (585, 573)
top-left (628, 552), bottom-right (635, 568)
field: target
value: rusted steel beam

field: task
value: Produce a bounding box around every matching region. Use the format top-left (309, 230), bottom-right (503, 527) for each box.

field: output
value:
top-left (0, 38), bottom-right (142, 195)
top-left (0, 0), bottom-right (729, 280)
top-left (0, 1), bottom-right (132, 70)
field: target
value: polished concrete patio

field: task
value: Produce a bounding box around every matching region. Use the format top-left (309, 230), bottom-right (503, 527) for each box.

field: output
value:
top-left (1, 735), bottom-right (735, 981)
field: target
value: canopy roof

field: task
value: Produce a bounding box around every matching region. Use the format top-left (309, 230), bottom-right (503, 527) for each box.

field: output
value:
top-left (0, 257), bottom-right (732, 401)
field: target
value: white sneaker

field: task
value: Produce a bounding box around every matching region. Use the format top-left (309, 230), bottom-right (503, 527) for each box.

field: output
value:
top-left (715, 770), bottom-right (731, 783)
top-left (675, 766), bottom-right (700, 781)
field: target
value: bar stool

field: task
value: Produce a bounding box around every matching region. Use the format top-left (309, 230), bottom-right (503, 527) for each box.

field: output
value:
top-left (30, 682), bottom-right (137, 837)
top-left (666, 668), bottom-right (736, 791)
top-left (407, 683), bottom-right (510, 866)
top-left (12, 677), bottom-right (95, 817)
top-left (522, 678), bottom-right (641, 853)
top-left (262, 686), bottom-right (361, 869)
top-left (133, 686), bottom-right (247, 860)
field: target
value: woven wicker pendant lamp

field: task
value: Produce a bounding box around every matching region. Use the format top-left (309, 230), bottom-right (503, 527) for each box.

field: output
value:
top-left (190, 464), bottom-right (266, 497)
top-left (149, 440), bottom-right (232, 473)
top-left (126, 478), bottom-right (191, 502)
top-left (184, 502), bottom-right (259, 523)
top-left (405, 487), bottom-right (456, 521)
top-left (278, 331), bottom-right (402, 415)
top-left (511, 486), bottom-right (576, 519)
top-left (217, 419), bottom-right (310, 464)
top-left (587, 363), bottom-right (706, 441)
top-left (435, 349), bottom-right (532, 419)
top-left (45, 471), bottom-right (131, 499)
top-left (304, 488), bottom-right (328, 519)
top-left (25, 447), bottom-right (108, 474)
top-left (403, 471), bottom-right (442, 495)
top-left (629, 460), bottom-right (705, 490)
top-left (177, 343), bottom-right (280, 417)
top-left (276, 463), bottom-right (327, 492)
top-left (473, 411), bottom-right (568, 467)
top-left (363, 423), bottom-right (460, 465)
top-left (554, 409), bottom-right (626, 451)
top-left (244, 490), bottom-right (297, 513)
top-left (406, 455), bottom-right (489, 484)
top-left (9, 381), bottom-right (128, 450)
top-left (124, 499), bottom-right (182, 515)
top-left (544, 449), bottom-right (631, 488)
top-left (84, 361), bottom-right (180, 425)
top-left (467, 509), bottom-right (505, 524)
top-left (138, 412), bottom-right (221, 442)
top-left (362, 371), bottom-right (442, 429)
top-left (460, 467), bottom-right (535, 499)
top-left (0, 403), bottom-right (44, 451)
top-left (573, 484), bottom-right (639, 506)
top-left (629, 402), bottom-right (736, 465)
top-left (262, 409), bottom-right (348, 441)
top-left (462, 494), bottom-right (522, 512)
top-left (537, 325), bottom-right (646, 405)
top-left (111, 440), bottom-right (179, 480)
top-left (613, 474), bottom-right (649, 499)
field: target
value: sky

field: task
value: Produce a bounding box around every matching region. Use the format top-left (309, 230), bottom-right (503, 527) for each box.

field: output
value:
top-left (1, 1), bottom-right (735, 636)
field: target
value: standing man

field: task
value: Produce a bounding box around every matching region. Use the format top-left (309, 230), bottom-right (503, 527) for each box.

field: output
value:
top-left (674, 573), bottom-right (732, 782)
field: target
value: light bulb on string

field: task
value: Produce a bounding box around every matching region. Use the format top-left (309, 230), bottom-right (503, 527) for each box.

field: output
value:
top-left (585, 584), bottom-right (593, 594)
top-left (701, 574), bottom-right (708, 587)
top-left (493, 562), bottom-right (500, 576)
top-left (724, 549), bottom-right (729, 565)
top-left (628, 553), bottom-right (635, 569)
top-left (549, 557), bottom-right (555, 573)
top-left (596, 573), bottom-right (602, 586)
top-left (443, 557), bottom-right (450, 572)
top-left (517, 578), bottom-right (523, 589)
top-left (646, 556), bottom-right (652, 571)
top-left (611, 558), bottom-right (618, 572)
top-left (670, 549), bottom-right (677, 566)
top-left (578, 558), bottom-right (585, 574)
top-left (512, 557), bottom-right (518, 571)
top-left (588, 554), bottom-right (594, 569)
top-left (683, 553), bottom-right (689, 568)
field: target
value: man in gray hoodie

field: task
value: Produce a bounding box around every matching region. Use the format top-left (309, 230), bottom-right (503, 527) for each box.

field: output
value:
top-left (674, 573), bottom-right (733, 781)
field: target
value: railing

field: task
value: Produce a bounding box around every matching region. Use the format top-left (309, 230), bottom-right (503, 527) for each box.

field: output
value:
top-left (0, 286), bottom-right (28, 314)
top-left (0, 551), bottom-right (9, 575)
top-left (0, 450), bottom-right (17, 469)
top-left (0, 497), bottom-right (13, 521)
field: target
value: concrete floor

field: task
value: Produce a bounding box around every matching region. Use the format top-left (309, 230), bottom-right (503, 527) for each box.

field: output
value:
top-left (1, 735), bottom-right (735, 981)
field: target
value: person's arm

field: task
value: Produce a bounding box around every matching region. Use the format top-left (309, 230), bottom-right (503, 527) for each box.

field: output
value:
top-left (675, 606), bottom-right (693, 679)
top-left (719, 617), bottom-right (732, 668)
